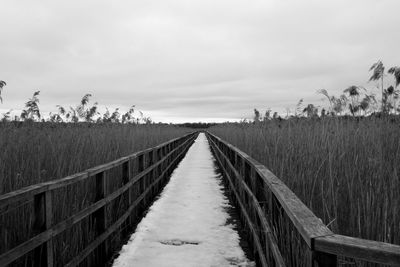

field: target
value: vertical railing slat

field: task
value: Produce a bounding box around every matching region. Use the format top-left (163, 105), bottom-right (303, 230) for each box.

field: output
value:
top-left (94, 171), bottom-right (109, 263)
top-left (33, 190), bottom-right (53, 267)
top-left (122, 161), bottom-right (132, 230)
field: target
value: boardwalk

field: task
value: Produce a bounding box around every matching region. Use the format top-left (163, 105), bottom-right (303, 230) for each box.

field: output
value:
top-left (112, 133), bottom-right (253, 267)
top-left (2, 131), bottom-right (399, 266)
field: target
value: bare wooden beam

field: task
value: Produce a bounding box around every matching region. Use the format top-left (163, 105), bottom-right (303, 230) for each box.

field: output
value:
top-left (33, 191), bottom-right (53, 267)
top-left (93, 171), bottom-right (109, 263)
top-left (314, 234), bottom-right (400, 266)
top-left (122, 160), bottom-right (132, 231)
top-left (207, 132), bottom-right (333, 247)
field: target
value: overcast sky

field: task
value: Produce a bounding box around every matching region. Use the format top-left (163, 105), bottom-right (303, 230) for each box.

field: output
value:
top-left (1, 0), bottom-right (399, 122)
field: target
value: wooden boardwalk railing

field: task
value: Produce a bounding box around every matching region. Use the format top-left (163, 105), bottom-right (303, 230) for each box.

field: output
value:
top-left (0, 132), bottom-right (198, 267)
top-left (206, 132), bottom-right (400, 267)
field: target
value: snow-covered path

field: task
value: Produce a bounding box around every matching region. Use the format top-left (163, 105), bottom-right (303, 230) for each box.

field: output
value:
top-left (112, 133), bottom-right (253, 267)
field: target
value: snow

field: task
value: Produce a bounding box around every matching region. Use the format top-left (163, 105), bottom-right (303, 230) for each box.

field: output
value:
top-left (112, 133), bottom-right (254, 267)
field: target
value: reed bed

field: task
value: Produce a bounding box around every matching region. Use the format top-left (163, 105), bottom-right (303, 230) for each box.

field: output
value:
top-left (0, 122), bottom-right (193, 266)
top-left (0, 122), bottom-right (192, 194)
top-left (209, 117), bottom-right (400, 246)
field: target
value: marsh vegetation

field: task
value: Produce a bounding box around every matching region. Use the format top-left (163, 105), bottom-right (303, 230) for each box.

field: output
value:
top-left (209, 62), bottom-right (400, 248)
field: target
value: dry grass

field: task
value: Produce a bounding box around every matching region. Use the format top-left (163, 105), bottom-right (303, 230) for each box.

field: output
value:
top-left (0, 122), bottom-right (192, 266)
top-left (0, 122), bottom-right (191, 194)
top-left (210, 117), bottom-right (400, 246)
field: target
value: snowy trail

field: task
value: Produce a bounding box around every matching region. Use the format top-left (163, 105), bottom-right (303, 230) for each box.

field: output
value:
top-left (112, 133), bottom-right (253, 267)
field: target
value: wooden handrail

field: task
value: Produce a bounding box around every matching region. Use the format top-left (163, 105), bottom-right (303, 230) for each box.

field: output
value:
top-left (206, 133), bottom-right (332, 243)
top-left (65, 143), bottom-right (192, 267)
top-left (208, 136), bottom-right (285, 267)
top-left (0, 132), bottom-right (195, 212)
top-left (206, 131), bottom-right (400, 266)
top-left (3, 130), bottom-right (398, 266)
top-left (314, 234), bottom-right (400, 265)
top-left (0, 132), bottom-right (198, 266)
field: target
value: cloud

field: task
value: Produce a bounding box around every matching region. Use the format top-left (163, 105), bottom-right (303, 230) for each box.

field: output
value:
top-left (1, 0), bottom-right (400, 122)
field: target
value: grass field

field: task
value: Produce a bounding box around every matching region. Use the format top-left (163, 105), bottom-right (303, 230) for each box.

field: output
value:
top-left (0, 122), bottom-right (192, 194)
top-left (209, 117), bottom-right (400, 246)
top-left (0, 122), bottom-right (193, 266)
top-left (1, 117), bottom-right (399, 265)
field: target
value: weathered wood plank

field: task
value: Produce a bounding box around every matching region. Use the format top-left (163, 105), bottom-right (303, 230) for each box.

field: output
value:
top-left (255, 164), bottom-right (333, 247)
top-left (138, 154), bottom-right (144, 173)
top-left (208, 136), bottom-right (285, 267)
top-left (93, 171), bottom-right (109, 262)
top-left (0, 230), bottom-right (52, 267)
top-left (207, 132), bottom-right (332, 248)
top-left (122, 161), bottom-right (132, 229)
top-left (262, 175), bottom-right (327, 240)
top-left (0, 172), bottom-right (87, 212)
top-left (31, 191), bottom-right (54, 267)
top-left (65, 138), bottom-right (194, 267)
top-left (314, 234), bottom-right (400, 266)
top-left (44, 191), bottom-right (54, 267)
top-left (209, 141), bottom-right (269, 267)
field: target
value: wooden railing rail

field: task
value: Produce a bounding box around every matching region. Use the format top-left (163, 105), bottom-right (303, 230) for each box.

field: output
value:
top-left (0, 132), bottom-right (198, 266)
top-left (206, 132), bottom-right (400, 266)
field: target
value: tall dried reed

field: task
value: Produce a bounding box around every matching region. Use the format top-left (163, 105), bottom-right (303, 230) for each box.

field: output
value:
top-left (0, 123), bottom-right (192, 266)
top-left (0, 122), bottom-right (191, 194)
top-left (210, 117), bottom-right (400, 246)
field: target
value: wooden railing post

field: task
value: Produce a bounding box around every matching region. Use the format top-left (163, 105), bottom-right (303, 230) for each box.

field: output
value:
top-left (122, 161), bottom-right (131, 187)
top-left (154, 150), bottom-right (160, 180)
top-left (313, 251), bottom-right (337, 267)
top-left (162, 146), bottom-right (167, 158)
top-left (157, 148), bottom-right (162, 162)
top-left (122, 161), bottom-right (132, 229)
top-left (230, 149), bottom-right (236, 166)
top-left (244, 162), bottom-right (251, 186)
top-left (93, 171), bottom-right (109, 264)
top-left (148, 151), bottom-right (154, 168)
top-left (139, 154), bottom-right (147, 206)
top-left (249, 167), bottom-right (258, 199)
top-left (138, 154), bottom-right (144, 173)
top-left (166, 147), bottom-right (171, 167)
top-left (33, 191), bottom-right (53, 267)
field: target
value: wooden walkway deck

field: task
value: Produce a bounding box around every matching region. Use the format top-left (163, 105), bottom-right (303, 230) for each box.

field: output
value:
top-left (1, 131), bottom-right (400, 266)
top-left (112, 133), bottom-right (253, 267)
